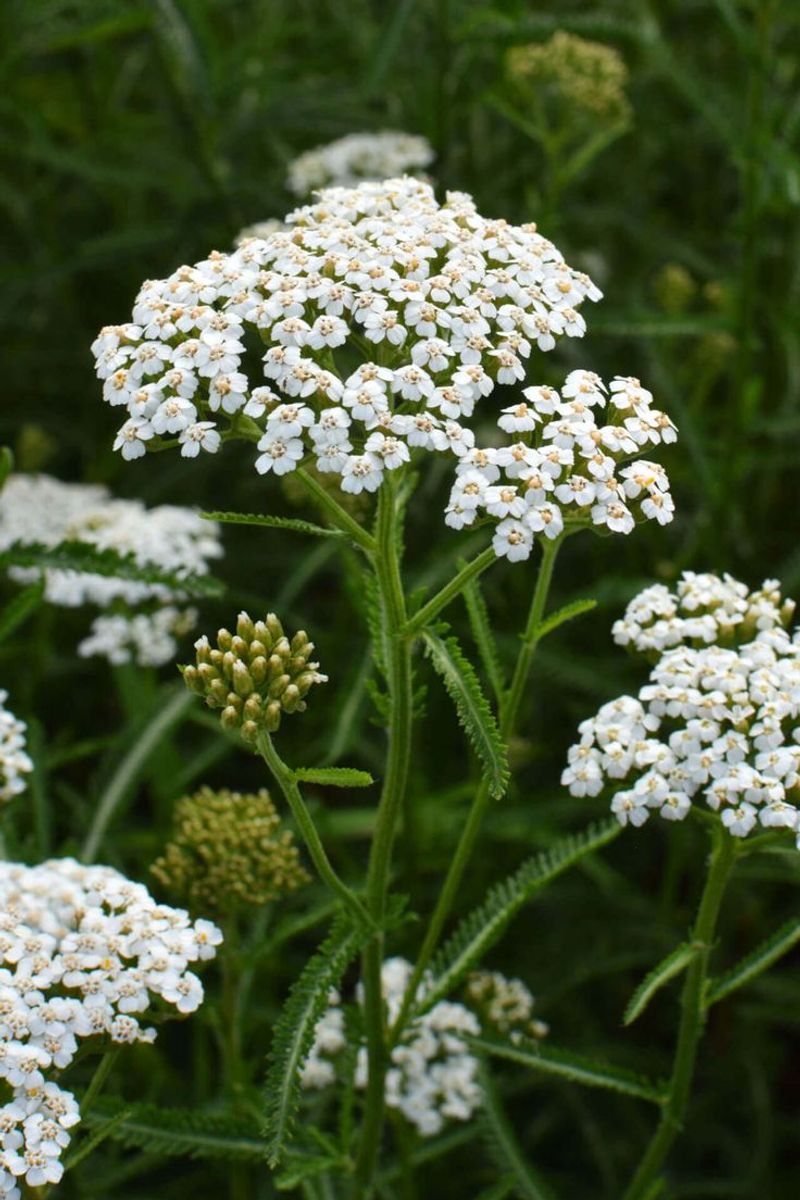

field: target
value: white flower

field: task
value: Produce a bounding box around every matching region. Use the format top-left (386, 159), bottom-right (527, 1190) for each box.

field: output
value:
top-left (492, 519), bottom-right (533, 563)
top-left (113, 417), bottom-right (153, 460)
top-left (286, 131), bottom-right (435, 195)
top-left (179, 421), bottom-right (221, 457)
top-left (364, 432), bottom-right (410, 470)
top-left (151, 397), bottom-right (197, 435)
top-left (0, 692), bottom-right (32, 804)
top-left (255, 435), bottom-right (304, 476)
top-left (341, 454), bottom-right (384, 494)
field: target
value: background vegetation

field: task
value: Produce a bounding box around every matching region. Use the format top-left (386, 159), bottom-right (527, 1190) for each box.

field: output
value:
top-left (1, 1), bottom-right (799, 1196)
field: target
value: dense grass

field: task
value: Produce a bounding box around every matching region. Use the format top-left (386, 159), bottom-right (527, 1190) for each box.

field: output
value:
top-left (1, 1), bottom-right (799, 1197)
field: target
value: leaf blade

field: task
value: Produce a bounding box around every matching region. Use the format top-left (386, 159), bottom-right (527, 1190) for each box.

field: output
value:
top-left (624, 942), bottom-right (697, 1026)
top-left (422, 630), bottom-right (508, 799)
top-left (534, 598), bottom-right (598, 642)
top-left (201, 510), bottom-right (344, 540)
top-left (462, 571), bottom-right (505, 702)
top-left (0, 540), bottom-right (223, 598)
top-left (706, 917), bottom-right (800, 1008)
top-left (293, 767), bottom-right (375, 789)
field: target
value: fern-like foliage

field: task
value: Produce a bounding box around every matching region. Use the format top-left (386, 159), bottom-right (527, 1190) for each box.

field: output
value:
top-left (83, 1101), bottom-right (266, 1162)
top-left (534, 597), bottom-right (598, 642)
top-left (422, 629), bottom-right (508, 799)
top-left (422, 821), bottom-right (621, 1012)
top-left (0, 580), bottom-right (44, 644)
top-left (462, 570), bottom-right (505, 703)
top-left (201, 510), bottom-right (345, 539)
top-left (292, 766), bottom-right (375, 789)
top-left (623, 941), bottom-right (697, 1026)
top-left (706, 916), bottom-right (800, 1008)
top-left (479, 1062), bottom-right (556, 1200)
top-left (0, 540), bottom-right (224, 597)
top-left (473, 1034), bottom-right (666, 1105)
top-left (263, 912), bottom-right (372, 1166)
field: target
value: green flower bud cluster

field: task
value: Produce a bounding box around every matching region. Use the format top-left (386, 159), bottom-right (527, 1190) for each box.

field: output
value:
top-left (507, 31), bottom-right (631, 125)
top-left (151, 785), bottom-right (309, 914)
top-left (182, 612), bottom-right (328, 743)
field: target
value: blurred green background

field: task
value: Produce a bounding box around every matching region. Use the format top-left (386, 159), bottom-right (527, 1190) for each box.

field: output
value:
top-left (1, 1), bottom-right (799, 1197)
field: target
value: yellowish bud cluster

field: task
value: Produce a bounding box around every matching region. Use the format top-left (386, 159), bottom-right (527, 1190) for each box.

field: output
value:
top-left (466, 970), bottom-right (549, 1042)
top-left (151, 785), bottom-right (309, 913)
top-left (507, 31), bottom-right (631, 124)
top-left (182, 612), bottom-right (327, 742)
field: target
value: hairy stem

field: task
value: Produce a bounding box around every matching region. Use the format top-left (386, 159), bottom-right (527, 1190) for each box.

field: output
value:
top-left (393, 537), bottom-right (561, 1038)
top-left (354, 477), bottom-right (413, 1194)
top-left (257, 730), bottom-right (371, 928)
top-left (403, 546), bottom-right (496, 637)
top-left (622, 828), bottom-right (737, 1200)
top-left (297, 466), bottom-right (376, 554)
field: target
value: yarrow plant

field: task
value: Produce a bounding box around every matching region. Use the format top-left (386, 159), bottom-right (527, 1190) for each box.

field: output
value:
top-left (286, 132), bottom-right (435, 196)
top-left (87, 174), bottom-right (712, 1198)
top-left (0, 691), bottom-right (31, 806)
top-left (0, 473), bottom-right (223, 666)
top-left (0, 858), bottom-right (220, 1196)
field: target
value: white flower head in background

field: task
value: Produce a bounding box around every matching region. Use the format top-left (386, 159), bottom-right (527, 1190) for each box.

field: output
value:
top-left (302, 957), bottom-right (482, 1137)
top-left (0, 690), bottom-right (32, 805)
top-left (0, 858), bottom-right (221, 1197)
top-left (0, 474), bottom-right (222, 666)
top-left (564, 573), bottom-right (800, 844)
top-left (287, 131), bottom-right (434, 195)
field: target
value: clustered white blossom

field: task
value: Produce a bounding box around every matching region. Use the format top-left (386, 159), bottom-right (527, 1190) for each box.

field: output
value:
top-left (564, 573), bottom-right (800, 843)
top-left (612, 571), bottom-right (794, 655)
top-left (93, 178), bottom-right (675, 557)
top-left (287, 132), bottom-right (434, 196)
top-left (0, 858), bottom-right (221, 1195)
top-left (446, 368), bottom-right (675, 562)
top-left (235, 218), bottom-right (284, 246)
top-left (302, 957), bottom-right (481, 1137)
top-left (0, 692), bottom-right (31, 806)
top-left (0, 474), bottom-right (222, 666)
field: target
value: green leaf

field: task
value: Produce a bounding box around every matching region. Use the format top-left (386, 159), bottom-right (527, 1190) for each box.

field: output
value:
top-left (462, 570), bottom-right (505, 702)
top-left (534, 598), bottom-right (598, 642)
top-left (0, 540), bottom-right (224, 598)
top-left (473, 1035), bottom-right (665, 1105)
top-left (275, 1152), bottom-right (341, 1190)
top-left (0, 580), bottom-right (45, 643)
top-left (293, 766), bottom-right (375, 789)
top-left (83, 1102), bottom-right (266, 1162)
top-left (422, 630), bottom-right (509, 799)
top-left (201, 510), bottom-right (344, 540)
top-left (624, 942), bottom-right (698, 1026)
top-left (63, 1108), bottom-right (134, 1171)
top-left (706, 918), bottom-right (800, 1008)
top-left (479, 1062), bottom-right (555, 1200)
top-left (423, 821), bottom-right (620, 1012)
top-left (263, 912), bottom-right (372, 1166)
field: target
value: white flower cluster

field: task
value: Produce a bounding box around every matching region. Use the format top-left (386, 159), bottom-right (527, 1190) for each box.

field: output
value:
top-left (0, 858), bottom-right (220, 1195)
top-left (0, 474), bottom-right (222, 666)
top-left (613, 571), bottom-right (795, 655)
top-left (235, 218), bottom-right (284, 246)
top-left (564, 575), bottom-right (800, 843)
top-left (465, 970), bottom-right (549, 1042)
top-left (302, 957), bottom-right (482, 1137)
top-left (0, 693), bottom-right (32, 806)
top-left (446, 369), bottom-right (676, 562)
top-left (287, 132), bottom-right (434, 196)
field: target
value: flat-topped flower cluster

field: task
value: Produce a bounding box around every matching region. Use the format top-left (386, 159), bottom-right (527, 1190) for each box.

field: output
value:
top-left (302, 957), bottom-right (481, 1137)
top-left (287, 132), bottom-right (434, 196)
top-left (0, 858), bottom-right (221, 1195)
top-left (0, 474), bottom-right (222, 665)
top-left (446, 368), bottom-right (676, 561)
top-left (564, 574), bottom-right (800, 842)
top-left (0, 692), bottom-right (31, 805)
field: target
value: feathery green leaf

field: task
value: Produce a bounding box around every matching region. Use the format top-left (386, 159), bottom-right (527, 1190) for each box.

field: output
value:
top-left (201, 510), bottom-right (344, 539)
top-left (263, 912), bottom-right (372, 1166)
top-left (292, 766), bottom-right (375, 789)
top-left (534, 598), bottom-right (597, 642)
top-left (0, 580), bottom-right (45, 644)
top-left (462, 570), bottom-right (505, 702)
top-left (422, 821), bottom-right (620, 1012)
top-left (624, 941), bottom-right (697, 1026)
top-left (83, 1101), bottom-right (266, 1162)
top-left (706, 917), bottom-right (800, 1008)
top-left (0, 540), bottom-right (224, 598)
top-left (422, 629), bottom-right (508, 798)
top-left (473, 1034), bottom-right (665, 1105)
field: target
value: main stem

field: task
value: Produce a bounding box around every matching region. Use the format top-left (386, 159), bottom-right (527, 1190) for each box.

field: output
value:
top-left (354, 479), bottom-right (413, 1194)
top-left (393, 538), bottom-right (561, 1037)
top-left (622, 828), bottom-right (737, 1200)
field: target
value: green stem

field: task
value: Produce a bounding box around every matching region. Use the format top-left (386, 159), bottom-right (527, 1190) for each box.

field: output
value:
top-left (256, 730), bottom-right (371, 928)
top-left (622, 828), bottom-right (737, 1200)
top-left (392, 538), bottom-right (562, 1041)
top-left (297, 467), bottom-right (376, 555)
top-left (80, 1046), bottom-right (119, 1116)
top-left (403, 546), bottom-right (496, 637)
top-left (354, 478), bottom-right (413, 1194)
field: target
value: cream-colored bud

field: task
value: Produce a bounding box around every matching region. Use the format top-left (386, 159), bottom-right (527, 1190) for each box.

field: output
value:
top-left (217, 629), bottom-right (233, 652)
top-left (233, 661), bottom-right (254, 698)
top-left (231, 635), bottom-right (249, 659)
top-left (266, 613), bottom-right (284, 642)
top-left (221, 706), bottom-right (240, 730)
top-left (236, 612), bottom-right (255, 642)
top-left (250, 656), bottom-right (267, 684)
top-left (268, 673), bottom-right (291, 699)
top-left (265, 701), bottom-right (282, 731)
